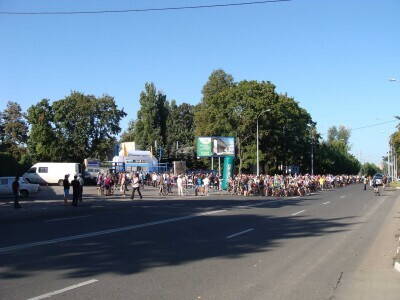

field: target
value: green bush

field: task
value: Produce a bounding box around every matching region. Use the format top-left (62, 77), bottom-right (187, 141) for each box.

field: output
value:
top-left (0, 152), bottom-right (32, 177)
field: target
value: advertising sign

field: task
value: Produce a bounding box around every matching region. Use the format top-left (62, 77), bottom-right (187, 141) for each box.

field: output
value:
top-left (196, 137), bottom-right (213, 157)
top-left (212, 137), bottom-right (235, 156)
top-left (196, 136), bottom-right (235, 157)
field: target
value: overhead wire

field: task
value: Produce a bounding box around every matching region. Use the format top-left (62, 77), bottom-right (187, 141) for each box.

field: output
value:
top-left (0, 0), bottom-right (291, 15)
top-left (319, 119), bottom-right (398, 137)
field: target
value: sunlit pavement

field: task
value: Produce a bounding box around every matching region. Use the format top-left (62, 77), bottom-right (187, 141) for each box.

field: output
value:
top-left (1, 184), bottom-right (400, 300)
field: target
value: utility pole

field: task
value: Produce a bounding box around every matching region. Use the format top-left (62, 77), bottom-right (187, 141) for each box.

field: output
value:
top-left (256, 109), bottom-right (271, 176)
top-left (310, 126), bottom-right (315, 176)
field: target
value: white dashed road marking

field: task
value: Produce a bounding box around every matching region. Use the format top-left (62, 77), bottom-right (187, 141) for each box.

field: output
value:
top-left (27, 279), bottom-right (98, 300)
top-left (291, 210), bottom-right (305, 216)
top-left (226, 228), bottom-right (254, 239)
top-left (322, 201), bottom-right (330, 205)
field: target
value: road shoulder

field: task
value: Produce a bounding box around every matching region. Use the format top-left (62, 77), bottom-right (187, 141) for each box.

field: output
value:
top-left (333, 190), bottom-right (400, 300)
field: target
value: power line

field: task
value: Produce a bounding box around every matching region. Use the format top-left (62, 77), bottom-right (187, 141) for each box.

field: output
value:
top-left (320, 119), bottom-right (398, 136)
top-left (351, 120), bottom-right (397, 131)
top-left (0, 0), bottom-right (291, 15)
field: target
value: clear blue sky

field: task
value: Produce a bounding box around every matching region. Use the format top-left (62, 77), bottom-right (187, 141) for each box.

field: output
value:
top-left (1, 0), bottom-right (399, 165)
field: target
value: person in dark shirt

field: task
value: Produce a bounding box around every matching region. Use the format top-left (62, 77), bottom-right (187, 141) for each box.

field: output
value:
top-left (12, 176), bottom-right (21, 209)
top-left (71, 175), bottom-right (80, 207)
top-left (63, 175), bottom-right (70, 205)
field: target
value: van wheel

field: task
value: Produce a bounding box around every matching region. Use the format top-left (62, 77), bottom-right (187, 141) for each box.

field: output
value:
top-left (20, 190), bottom-right (29, 198)
top-left (58, 180), bottom-right (64, 186)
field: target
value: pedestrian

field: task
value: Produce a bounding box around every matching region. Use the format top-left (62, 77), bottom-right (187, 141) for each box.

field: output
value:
top-left (120, 172), bottom-right (127, 197)
top-left (363, 176), bottom-right (367, 191)
top-left (177, 175), bottom-right (184, 196)
top-left (203, 175), bottom-right (210, 196)
top-left (78, 174), bottom-right (84, 202)
top-left (63, 174), bottom-right (70, 205)
top-left (71, 175), bottom-right (80, 206)
top-left (12, 176), bottom-right (21, 209)
top-left (130, 173), bottom-right (143, 200)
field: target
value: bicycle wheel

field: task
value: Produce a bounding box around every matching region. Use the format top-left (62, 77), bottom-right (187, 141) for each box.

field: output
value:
top-left (162, 186), bottom-right (169, 196)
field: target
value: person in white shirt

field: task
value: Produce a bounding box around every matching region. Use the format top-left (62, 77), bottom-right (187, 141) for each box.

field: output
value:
top-left (130, 173), bottom-right (143, 200)
top-left (177, 175), bottom-right (184, 196)
top-left (203, 176), bottom-right (210, 196)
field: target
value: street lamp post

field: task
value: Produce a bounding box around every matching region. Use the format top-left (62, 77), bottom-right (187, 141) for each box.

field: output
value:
top-left (256, 109), bottom-right (271, 176)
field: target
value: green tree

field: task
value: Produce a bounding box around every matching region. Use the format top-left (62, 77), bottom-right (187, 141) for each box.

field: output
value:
top-left (195, 78), bottom-right (314, 174)
top-left (315, 141), bottom-right (360, 174)
top-left (327, 125), bottom-right (351, 148)
top-left (327, 126), bottom-right (338, 143)
top-left (201, 69), bottom-right (234, 101)
top-left (26, 99), bottom-right (58, 161)
top-left (51, 92), bottom-right (126, 162)
top-left (166, 101), bottom-right (195, 158)
top-left (120, 120), bottom-right (136, 143)
top-left (360, 162), bottom-right (381, 177)
top-left (337, 125), bottom-right (351, 146)
top-left (0, 111), bottom-right (5, 151)
top-left (1, 101), bottom-right (28, 160)
top-left (133, 83), bottom-right (169, 154)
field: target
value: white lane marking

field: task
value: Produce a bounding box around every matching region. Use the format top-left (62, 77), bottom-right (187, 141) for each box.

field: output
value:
top-left (340, 195), bottom-right (346, 199)
top-left (322, 201), bottom-right (330, 205)
top-left (27, 279), bottom-right (98, 300)
top-left (226, 228), bottom-right (254, 239)
top-left (291, 209), bottom-right (305, 216)
top-left (45, 215), bottom-right (92, 223)
top-left (0, 209), bottom-right (226, 254)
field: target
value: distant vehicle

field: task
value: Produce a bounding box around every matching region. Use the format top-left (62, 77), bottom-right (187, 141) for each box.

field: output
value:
top-left (23, 162), bottom-right (81, 186)
top-left (0, 177), bottom-right (40, 198)
top-left (84, 167), bottom-right (101, 184)
top-left (372, 173), bottom-right (383, 186)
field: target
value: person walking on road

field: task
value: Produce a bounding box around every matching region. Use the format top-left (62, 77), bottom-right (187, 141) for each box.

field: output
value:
top-left (363, 176), bottom-right (367, 191)
top-left (203, 175), bottom-right (210, 196)
top-left (130, 173), bottom-right (143, 200)
top-left (12, 176), bottom-right (21, 209)
top-left (120, 172), bottom-right (127, 197)
top-left (78, 174), bottom-right (84, 202)
top-left (71, 175), bottom-right (80, 206)
top-left (177, 175), bottom-right (184, 196)
top-left (63, 175), bottom-right (70, 205)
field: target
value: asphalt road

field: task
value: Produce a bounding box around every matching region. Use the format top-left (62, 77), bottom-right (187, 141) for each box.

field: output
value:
top-left (1, 184), bottom-right (399, 300)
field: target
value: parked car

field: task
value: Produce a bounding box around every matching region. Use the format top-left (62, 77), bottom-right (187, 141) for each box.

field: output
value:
top-left (0, 177), bottom-right (40, 198)
top-left (23, 162), bottom-right (81, 185)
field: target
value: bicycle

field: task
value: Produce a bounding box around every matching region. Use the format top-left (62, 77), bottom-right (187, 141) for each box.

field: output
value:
top-left (160, 184), bottom-right (169, 196)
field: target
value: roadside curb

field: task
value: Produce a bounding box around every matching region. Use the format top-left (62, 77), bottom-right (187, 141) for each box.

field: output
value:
top-left (394, 237), bottom-right (400, 273)
top-left (394, 191), bottom-right (400, 273)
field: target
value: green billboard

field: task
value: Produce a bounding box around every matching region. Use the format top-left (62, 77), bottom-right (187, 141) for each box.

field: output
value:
top-left (196, 137), bottom-right (213, 157)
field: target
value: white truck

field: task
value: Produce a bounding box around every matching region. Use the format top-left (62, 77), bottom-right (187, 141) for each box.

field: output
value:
top-left (23, 162), bottom-right (81, 185)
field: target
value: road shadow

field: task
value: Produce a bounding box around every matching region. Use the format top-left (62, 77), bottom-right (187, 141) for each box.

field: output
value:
top-left (0, 211), bottom-right (357, 280)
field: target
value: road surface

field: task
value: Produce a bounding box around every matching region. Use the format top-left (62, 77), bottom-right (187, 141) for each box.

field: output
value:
top-left (1, 184), bottom-right (400, 300)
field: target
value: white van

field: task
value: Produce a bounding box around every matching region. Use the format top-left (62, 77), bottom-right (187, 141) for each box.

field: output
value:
top-left (23, 162), bottom-right (81, 185)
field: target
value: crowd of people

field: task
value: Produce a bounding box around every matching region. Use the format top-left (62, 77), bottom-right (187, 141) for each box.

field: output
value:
top-left (227, 174), bottom-right (362, 197)
top-left (26, 170), bottom-right (388, 209)
top-left (91, 170), bottom-right (368, 199)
